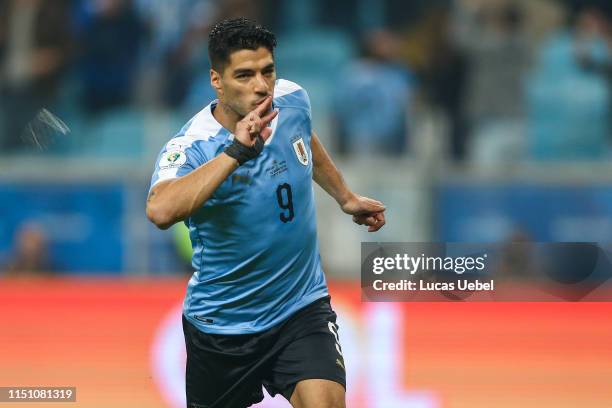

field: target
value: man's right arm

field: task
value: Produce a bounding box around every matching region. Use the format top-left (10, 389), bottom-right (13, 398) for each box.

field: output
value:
top-left (146, 96), bottom-right (277, 230)
top-left (146, 153), bottom-right (239, 230)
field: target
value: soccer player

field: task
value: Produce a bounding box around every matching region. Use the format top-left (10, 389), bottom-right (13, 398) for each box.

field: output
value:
top-left (146, 18), bottom-right (386, 408)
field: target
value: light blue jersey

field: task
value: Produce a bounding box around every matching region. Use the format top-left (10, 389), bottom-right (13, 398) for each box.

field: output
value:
top-left (150, 79), bottom-right (329, 334)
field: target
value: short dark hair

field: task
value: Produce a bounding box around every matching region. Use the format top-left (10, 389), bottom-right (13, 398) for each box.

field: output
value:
top-left (208, 18), bottom-right (277, 72)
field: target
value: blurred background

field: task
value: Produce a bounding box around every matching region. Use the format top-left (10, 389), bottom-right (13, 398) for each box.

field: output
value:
top-left (1, 0), bottom-right (612, 407)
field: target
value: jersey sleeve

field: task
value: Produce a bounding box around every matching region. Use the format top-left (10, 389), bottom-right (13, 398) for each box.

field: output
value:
top-left (274, 79), bottom-right (312, 120)
top-left (149, 136), bottom-right (209, 191)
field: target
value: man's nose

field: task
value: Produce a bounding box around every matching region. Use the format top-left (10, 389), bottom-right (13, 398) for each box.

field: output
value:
top-left (253, 74), bottom-right (269, 94)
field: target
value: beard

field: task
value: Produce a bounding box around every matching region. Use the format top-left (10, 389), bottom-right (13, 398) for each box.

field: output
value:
top-left (219, 97), bottom-right (249, 119)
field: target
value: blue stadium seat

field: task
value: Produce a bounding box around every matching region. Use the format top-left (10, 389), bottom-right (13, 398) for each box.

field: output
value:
top-left (78, 109), bottom-right (146, 157)
top-left (275, 28), bottom-right (355, 111)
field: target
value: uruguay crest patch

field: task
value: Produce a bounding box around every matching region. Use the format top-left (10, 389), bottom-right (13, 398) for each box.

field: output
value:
top-left (292, 137), bottom-right (309, 166)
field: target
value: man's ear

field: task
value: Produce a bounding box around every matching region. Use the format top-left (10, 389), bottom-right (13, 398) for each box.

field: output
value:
top-left (210, 69), bottom-right (223, 96)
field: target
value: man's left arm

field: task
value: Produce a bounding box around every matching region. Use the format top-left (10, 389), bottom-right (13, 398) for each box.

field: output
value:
top-left (311, 131), bottom-right (386, 232)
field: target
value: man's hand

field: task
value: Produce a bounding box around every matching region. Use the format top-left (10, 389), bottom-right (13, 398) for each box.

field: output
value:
top-left (224, 96), bottom-right (278, 166)
top-left (341, 194), bottom-right (386, 232)
top-left (235, 96), bottom-right (277, 146)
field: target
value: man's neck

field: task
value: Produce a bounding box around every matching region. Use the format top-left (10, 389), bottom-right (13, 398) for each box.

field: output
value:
top-left (212, 101), bottom-right (242, 134)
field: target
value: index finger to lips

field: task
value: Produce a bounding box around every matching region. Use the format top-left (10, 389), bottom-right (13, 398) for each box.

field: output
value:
top-left (253, 96), bottom-right (272, 115)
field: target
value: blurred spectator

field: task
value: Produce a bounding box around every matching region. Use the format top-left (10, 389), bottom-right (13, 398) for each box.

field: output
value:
top-left (0, 0), bottom-right (72, 151)
top-left (575, 6), bottom-right (612, 129)
top-left (135, 0), bottom-right (213, 63)
top-left (526, 4), bottom-right (611, 160)
top-left (2, 222), bottom-right (53, 276)
top-left (576, 8), bottom-right (612, 75)
top-left (75, 0), bottom-right (146, 114)
top-left (400, 7), bottom-right (469, 161)
top-left (135, 0), bottom-right (218, 108)
top-left (452, 0), bottom-right (531, 165)
top-left (159, 3), bottom-right (213, 108)
top-left (332, 30), bottom-right (415, 156)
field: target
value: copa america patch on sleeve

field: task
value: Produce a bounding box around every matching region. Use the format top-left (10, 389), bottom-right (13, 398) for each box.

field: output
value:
top-left (159, 150), bottom-right (187, 170)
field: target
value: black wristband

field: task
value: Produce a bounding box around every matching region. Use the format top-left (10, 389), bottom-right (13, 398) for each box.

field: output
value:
top-left (223, 136), bottom-right (265, 165)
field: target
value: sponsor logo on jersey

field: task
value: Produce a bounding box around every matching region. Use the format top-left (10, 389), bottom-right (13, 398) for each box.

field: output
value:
top-left (167, 152), bottom-right (181, 163)
top-left (159, 150), bottom-right (187, 170)
top-left (292, 137), bottom-right (309, 166)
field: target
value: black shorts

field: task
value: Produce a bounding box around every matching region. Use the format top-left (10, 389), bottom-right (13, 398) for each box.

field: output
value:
top-left (182, 296), bottom-right (346, 408)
